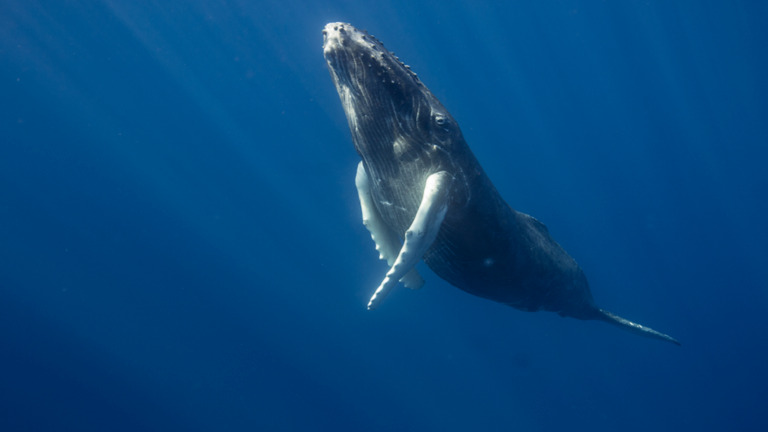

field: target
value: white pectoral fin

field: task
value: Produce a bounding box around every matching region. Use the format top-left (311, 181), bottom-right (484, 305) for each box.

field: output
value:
top-left (355, 162), bottom-right (424, 290)
top-left (367, 171), bottom-right (453, 310)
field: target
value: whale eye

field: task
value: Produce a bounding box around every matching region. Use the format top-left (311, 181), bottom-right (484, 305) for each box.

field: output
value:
top-left (433, 114), bottom-right (453, 134)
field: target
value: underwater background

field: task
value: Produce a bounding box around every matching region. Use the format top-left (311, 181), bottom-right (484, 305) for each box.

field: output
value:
top-left (2, 1), bottom-right (767, 431)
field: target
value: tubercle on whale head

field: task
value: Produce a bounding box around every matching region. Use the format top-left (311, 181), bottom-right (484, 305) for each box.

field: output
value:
top-left (322, 22), bottom-right (422, 86)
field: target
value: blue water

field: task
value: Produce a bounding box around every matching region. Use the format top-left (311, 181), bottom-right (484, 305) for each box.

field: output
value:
top-left (2, 1), bottom-right (766, 431)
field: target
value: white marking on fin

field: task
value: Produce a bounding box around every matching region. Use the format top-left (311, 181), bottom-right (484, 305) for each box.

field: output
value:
top-left (367, 170), bottom-right (453, 310)
top-left (355, 163), bottom-right (424, 290)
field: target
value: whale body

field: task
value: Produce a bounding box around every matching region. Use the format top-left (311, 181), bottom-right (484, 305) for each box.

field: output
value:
top-left (322, 22), bottom-right (679, 345)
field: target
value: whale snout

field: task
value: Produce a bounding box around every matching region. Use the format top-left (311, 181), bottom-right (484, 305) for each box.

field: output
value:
top-left (322, 22), bottom-right (358, 56)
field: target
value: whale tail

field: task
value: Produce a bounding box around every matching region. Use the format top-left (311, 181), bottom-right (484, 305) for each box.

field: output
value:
top-left (596, 308), bottom-right (681, 346)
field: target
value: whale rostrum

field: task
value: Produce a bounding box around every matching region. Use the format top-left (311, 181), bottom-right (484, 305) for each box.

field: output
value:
top-left (323, 22), bottom-right (679, 345)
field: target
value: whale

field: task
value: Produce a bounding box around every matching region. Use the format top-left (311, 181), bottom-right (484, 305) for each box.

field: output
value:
top-left (322, 22), bottom-right (679, 345)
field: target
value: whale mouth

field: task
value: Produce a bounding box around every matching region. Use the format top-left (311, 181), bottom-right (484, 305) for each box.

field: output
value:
top-left (322, 23), bottom-right (371, 89)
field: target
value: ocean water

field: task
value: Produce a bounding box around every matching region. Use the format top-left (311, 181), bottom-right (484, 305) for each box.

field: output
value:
top-left (2, 1), bottom-right (766, 431)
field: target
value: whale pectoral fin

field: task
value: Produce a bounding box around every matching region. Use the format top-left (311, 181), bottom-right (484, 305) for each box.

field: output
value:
top-left (355, 162), bottom-right (424, 289)
top-left (367, 171), bottom-right (453, 310)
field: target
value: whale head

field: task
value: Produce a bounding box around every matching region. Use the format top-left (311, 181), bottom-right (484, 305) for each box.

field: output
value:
top-left (322, 22), bottom-right (464, 165)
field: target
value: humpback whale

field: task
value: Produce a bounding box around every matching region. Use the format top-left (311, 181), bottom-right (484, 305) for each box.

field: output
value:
top-left (322, 22), bottom-right (679, 345)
